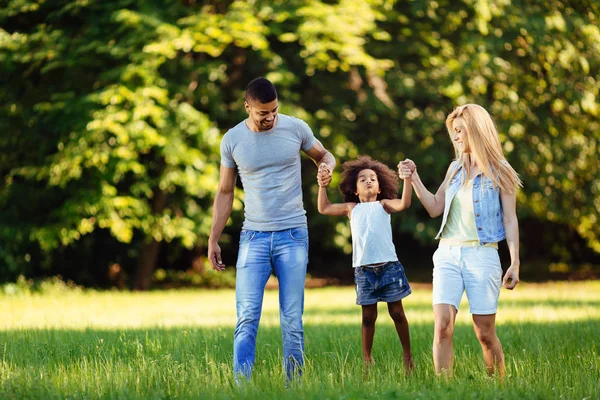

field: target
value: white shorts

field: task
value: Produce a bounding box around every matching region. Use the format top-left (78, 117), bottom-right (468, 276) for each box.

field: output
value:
top-left (432, 245), bottom-right (502, 315)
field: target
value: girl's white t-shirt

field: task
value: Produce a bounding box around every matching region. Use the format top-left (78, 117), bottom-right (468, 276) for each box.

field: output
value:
top-left (350, 202), bottom-right (398, 268)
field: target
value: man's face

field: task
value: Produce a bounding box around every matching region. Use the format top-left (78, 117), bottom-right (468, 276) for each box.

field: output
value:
top-left (245, 98), bottom-right (278, 131)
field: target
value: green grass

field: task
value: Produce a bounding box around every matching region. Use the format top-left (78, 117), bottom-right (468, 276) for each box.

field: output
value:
top-left (1, 282), bottom-right (599, 399)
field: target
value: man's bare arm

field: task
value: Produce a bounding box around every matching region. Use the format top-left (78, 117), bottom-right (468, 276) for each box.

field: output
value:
top-left (208, 165), bottom-right (238, 271)
top-left (305, 139), bottom-right (336, 171)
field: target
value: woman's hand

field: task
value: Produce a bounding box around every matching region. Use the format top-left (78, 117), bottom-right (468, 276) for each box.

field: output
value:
top-left (502, 264), bottom-right (520, 290)
top-left (397, 159), bottom-right (416, 180)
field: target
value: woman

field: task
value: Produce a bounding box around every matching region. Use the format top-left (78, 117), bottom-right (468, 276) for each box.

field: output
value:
top-left (399, 104), bottom-right (521, 378)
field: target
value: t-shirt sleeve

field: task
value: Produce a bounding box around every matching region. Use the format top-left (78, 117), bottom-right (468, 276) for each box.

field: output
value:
top-left (296, 119), bottom-right (317, 152)
top-left (220, 133), bottom-right (237, 168)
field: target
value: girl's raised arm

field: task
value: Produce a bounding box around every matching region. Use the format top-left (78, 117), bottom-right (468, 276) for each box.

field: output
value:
top-left (381, 177), bottom-right (413, 213)
top-left (318, 186), bottom-right (354, 217)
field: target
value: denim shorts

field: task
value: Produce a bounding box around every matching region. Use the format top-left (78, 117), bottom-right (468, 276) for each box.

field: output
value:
top-left (432, 245), bottom-right (502, 314)
top-left (354, 260), bottom-right (412, 305)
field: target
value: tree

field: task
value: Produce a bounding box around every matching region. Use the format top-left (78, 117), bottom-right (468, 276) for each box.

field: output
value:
top-left (1, 0), bottom-right (598, 286)
top-left (0, 1), bottom-right (221, 288)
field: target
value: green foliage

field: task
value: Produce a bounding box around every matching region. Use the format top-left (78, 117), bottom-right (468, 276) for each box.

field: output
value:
top-left (152, 267), bottom-right (236, 289)
top-left (0, 0), bottom-right (599, 285)
top-left (0, 0), bottom-right (221, 283)
top-left (1, 275), bottom-right (83, 296)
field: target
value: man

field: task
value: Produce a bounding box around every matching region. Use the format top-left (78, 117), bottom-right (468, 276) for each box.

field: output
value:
top-left (207, 77), bottom-right (335, 381)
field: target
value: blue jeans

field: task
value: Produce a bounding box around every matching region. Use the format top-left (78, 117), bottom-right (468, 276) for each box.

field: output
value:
top-left (233, 227), bottom-right (309, 381)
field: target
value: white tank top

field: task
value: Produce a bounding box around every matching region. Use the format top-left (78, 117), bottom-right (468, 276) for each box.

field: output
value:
top-left (350, 202), bottom-right (398, 268)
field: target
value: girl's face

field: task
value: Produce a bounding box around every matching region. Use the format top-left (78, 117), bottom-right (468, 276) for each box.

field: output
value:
top-left (452, 117), bottom-right (470, 153)
top-left (355, 169), bottom-right (380, 200)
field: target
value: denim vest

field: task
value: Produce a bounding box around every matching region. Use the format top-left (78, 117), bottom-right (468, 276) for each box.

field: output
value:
top-left (435, 164), bottom-right (505, 245)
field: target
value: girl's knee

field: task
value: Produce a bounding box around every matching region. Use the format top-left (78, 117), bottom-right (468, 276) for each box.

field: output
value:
top-left (362, 307), bottom-right (378, 327)
top-left (362, 314), bottom-right (377, 327)
top-left (388, 308), bottom-right (407, 324)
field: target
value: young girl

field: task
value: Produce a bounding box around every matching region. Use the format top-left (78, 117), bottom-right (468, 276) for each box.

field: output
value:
top-left (317, 156), bottom-right (414, 372)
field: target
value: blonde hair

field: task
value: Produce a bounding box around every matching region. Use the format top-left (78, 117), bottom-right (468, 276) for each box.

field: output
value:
top-left (446, 104), bottom-right (522, 193)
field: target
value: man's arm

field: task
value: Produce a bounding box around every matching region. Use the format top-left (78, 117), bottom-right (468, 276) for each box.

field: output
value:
top-left (305, 139), bottom-right (336, 185)
top-left (208, 165), bottom-right (238, 271)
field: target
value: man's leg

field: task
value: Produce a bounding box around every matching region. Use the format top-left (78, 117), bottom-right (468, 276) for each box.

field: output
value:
top-left (273, 228), bottom-right (308, 381)
top-left (234, 230), bottom-right (272, 380)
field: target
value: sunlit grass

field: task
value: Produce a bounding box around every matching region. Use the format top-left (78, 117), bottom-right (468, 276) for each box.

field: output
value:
top-left (3, 282), bottom-right (599, 329)
top-left (1, 282), bottom-right (599, 399)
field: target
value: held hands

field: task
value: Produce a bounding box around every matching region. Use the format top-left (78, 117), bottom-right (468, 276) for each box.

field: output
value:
top-left (397, 158), bottom-right (416, 180)
top-left (502, 265), bottom-right (520, 290)
top-left (317, 163), bottom-right (333, 187)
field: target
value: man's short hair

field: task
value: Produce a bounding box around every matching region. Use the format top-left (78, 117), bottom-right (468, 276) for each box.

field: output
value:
top-left (245, 77), bottom-right (277, 104)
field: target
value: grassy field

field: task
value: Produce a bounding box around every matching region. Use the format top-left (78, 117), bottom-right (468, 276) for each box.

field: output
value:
top-left (1, 281), bottom-right (599, 399)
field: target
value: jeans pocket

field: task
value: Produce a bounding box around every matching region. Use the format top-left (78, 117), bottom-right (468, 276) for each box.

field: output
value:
top-left (289, 227), bottom-right (308, 241)
top-left (432, 247), bottom-right (444, 262)
top-left (395, 261), bottom-right (405, 275)
top-left (240, 230), bottom-right (256, 244)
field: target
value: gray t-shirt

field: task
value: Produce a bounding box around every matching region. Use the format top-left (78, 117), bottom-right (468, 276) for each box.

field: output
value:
top-left (220, 114), bottom-right (317, 231)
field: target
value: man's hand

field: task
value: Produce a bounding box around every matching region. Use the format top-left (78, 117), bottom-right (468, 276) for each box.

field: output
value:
top-left (317, 163), bottom-right (333, 187)
top-left (502, 265), bottom-right (520, 290)
top-left (208, 241), bottom-right (225, 272)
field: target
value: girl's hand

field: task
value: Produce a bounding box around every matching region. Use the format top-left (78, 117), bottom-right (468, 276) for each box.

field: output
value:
top-left (397, 159), bottom-right (415, 180)
top-left (317, 163), bottom-right (332, 187)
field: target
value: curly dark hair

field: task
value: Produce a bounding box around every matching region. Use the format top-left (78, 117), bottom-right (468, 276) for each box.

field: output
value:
top-left (339, 155), bottom-right (399, 202)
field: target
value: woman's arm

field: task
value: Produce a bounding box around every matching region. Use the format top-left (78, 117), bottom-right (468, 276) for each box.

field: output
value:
top-left (408, 161), bottom-right (456, 218)
top-left (500, 188), bottom-right (520, 289)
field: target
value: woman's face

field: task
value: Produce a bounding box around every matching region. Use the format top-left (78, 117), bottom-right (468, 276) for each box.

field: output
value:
top-left (452, 117), bottom-right (470, 153)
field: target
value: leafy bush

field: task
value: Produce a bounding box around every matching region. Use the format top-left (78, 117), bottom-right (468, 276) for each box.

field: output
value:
top-left (152, 268), bottom-right (236, 289)
top-left (1, 275), bottom-right (84, 296)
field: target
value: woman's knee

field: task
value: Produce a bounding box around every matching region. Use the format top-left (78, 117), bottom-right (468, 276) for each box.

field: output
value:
top-left (434, 316), bottom-right (454, 340)
top-left (474, 326), bottom-right (497, 347)
top-left (473, 315), bottom-right (498, 346)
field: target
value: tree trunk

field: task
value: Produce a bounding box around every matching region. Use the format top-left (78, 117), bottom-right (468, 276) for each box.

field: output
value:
top-left (134, 187), bottom-right (168, 290)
